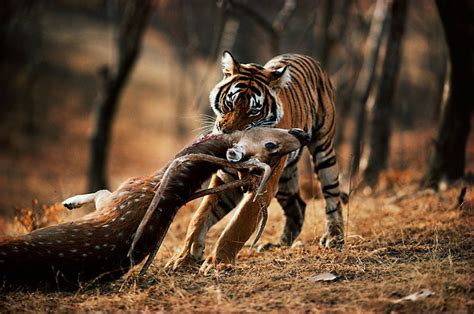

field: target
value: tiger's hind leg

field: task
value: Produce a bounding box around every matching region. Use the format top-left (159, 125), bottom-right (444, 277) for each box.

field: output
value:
top-left (257, 150), bottom-right (306, 251)
top-left (275, 154), bottom-right (307, 246)
top-left (309, 138), bottom-right (344, 248)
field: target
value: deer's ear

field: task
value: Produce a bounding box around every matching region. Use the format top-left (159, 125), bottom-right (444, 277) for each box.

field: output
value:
top-left (269, 65), bottom-right (290, 89)
top-left (222, 50), bottom-right (239, 77)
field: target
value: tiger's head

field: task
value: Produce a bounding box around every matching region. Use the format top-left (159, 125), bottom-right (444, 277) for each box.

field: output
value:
top-left (210, 51), bottom-right (290, 134)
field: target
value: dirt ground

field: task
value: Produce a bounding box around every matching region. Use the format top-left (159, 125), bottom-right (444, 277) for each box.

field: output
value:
top-left (1, 8), bottom-right (473, 313)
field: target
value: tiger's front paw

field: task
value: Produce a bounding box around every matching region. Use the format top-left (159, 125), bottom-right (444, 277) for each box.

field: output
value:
top-left (319, 222), bottom-right (344, 249)
top-left (199, 254), bottom-right (234, 276)
top-left (165, 250), bottom-right (202, 271)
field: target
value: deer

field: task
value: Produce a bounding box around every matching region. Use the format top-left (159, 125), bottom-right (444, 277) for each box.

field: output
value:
top-left (0, 127), bottom-right (309, 289)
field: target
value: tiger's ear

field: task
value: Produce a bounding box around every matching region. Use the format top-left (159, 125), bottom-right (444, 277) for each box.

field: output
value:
top-left (269, 65), bottom-right (290, 89)
top-left (222, 50), bottom-right (239, 77)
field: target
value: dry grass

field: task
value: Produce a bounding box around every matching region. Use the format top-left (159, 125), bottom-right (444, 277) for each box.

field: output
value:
top-left (1, 179), bottom-right (472, 312)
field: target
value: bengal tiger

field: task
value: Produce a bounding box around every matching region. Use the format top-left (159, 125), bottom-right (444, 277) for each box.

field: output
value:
top-left (166, 51), bottom-right (344, 271)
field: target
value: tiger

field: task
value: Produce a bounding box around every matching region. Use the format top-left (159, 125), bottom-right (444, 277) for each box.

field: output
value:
top-left (166, 51), bottom-right (344, 271)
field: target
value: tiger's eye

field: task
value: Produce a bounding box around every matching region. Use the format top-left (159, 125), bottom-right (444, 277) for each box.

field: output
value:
top-left (265, 142), bottom-right (277, 150)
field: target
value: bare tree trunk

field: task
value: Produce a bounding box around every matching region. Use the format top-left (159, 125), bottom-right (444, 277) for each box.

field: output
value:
top-left (88, 0), bottom-right (152, 191)
top-left (422, 0), bottom-right (473, 189)
top-left (350, 0), bottom-right (391, 178)
top-left (363, 0), bottom-right (408, 187)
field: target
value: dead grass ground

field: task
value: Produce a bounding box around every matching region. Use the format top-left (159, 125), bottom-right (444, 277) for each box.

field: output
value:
top-left (1, 179), bottom-right (472, 312)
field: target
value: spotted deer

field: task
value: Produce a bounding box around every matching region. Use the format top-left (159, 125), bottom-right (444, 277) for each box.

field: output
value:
top-left (0, 127), bottom-right (309, 288)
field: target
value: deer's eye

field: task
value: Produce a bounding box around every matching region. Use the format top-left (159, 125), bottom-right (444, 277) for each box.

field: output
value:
top-left (265, 142), bottom-right (278, 150)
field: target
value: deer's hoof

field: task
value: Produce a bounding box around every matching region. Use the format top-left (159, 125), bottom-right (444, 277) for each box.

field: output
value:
top-left (62, 201), bottom-right (81, 210)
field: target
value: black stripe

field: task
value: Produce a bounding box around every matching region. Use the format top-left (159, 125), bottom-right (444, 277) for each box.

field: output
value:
top-left (315, 137), bottom-right (332, 153)
top-left (323, 190), bottom-right (340, 198)
top-left (276, 190), bottom-right (292, 198)
top-left (286, 155), bottom-right (299, 168)
top-left (279, 174), bottom-right (295, 184)
top-left (326, 202), bottom-right (340, 214)
top-left (211, 207), bottom-right (222, 219)
top-left (315, 156), bottom-right (337, 172)
top-left (276, 192), bottom-right (294, 204)
top-left (217, 197), bottom-right (233, 214)
top-left (322, 181), bottom-right (340, 192)
top-left (291, 57), bottom-right (316, 88)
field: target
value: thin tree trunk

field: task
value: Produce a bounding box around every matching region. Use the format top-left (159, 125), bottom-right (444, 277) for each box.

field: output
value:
top-left (363, 0), bottom-right (408, 187)
top-left (422, 0), bottom-right (473, 188)
top-left (89, 0), bottom-right (152, 191)
top-left (350, 0), bottom-right (391, 178)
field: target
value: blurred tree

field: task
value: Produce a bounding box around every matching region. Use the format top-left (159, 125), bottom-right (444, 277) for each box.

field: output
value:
top-left (89, 0), bottom-right (152, 191)
top-left (226, 0), bottom-right (296, 57)
top-left (0, 0), bottom-right (43, 134)
top-left (363, 0), bottom-right (408, 187)
top-left (350, 0), bottom-right (390, 178)
top-left (422, 0), bottom-right (473, 189)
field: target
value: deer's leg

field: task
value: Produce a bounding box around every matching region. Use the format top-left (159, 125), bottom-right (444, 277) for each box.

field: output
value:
top-left (309, 138), bottom-right (344, 249)
top-left (200, 161), bottom-right (285, 273)
top-left (62, 190), bottom-right (111, 211)
top-left (166, 172), bottom-right (243, 270)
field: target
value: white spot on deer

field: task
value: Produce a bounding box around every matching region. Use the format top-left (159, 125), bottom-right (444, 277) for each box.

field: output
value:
top-left (103, 243), bottom-right (108, 248)
top-left (120, 217), bottom-right (126, 221)
top-left (125, 210), bottom-right (132, 216)
top-left (38, 241), bottom-right (44, 245)
top-left (58, 253), bottom-right (64, 257)
top-left (70, 249), bottom-right (78, 253)
top-left (141, 187), bottom-right (148, 191)
top-left (110, 245), bottom-right (116, 251)
top-left (82, 253), bottom-right (88, 257)
top-left (113, 206), bottom-right (118, 211)
top-left (117, 232), bottom-right (124, 238)
top-left (47, 249), bottom-right (51, 254)
top-left (134, 198), bottom-right (140, 203)
top-left (110, 217), bottom-right (117, 223)
top-left (140, 194), bottom-right (146, 198)
top-left (94, 245), bottom-right (100, 250)
top-left (102, 224), bottom-right (110, 228)
top-left (56, 240), bottom-right (62, 244)
top-left (87, 232), bottom-right (93, 236)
